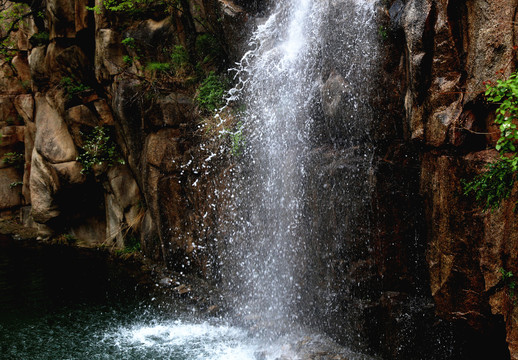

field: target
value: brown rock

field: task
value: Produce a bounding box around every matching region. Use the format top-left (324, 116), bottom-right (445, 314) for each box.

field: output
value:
top-left (34, 93), bottom-right (77, 163)
top-left (28, 46), bottom-right (49, 87)
top-left (95, 29), bottom-right (124, 82)
top-left (146, 93), bottom-right (194, 128)
top-left (144, 129), bottom-right (182, 173)
top-left (65, 104), bottom-right (99, 144)
top-left (14, 94), bottom-right (35, 123)
top-left (50, 161), bottom-right (86, 184)
top-left (0, 62), bottom-right (25, 95)
top-left (29, 150), bottom-right (60, 223)
top-left (47, 0), bottom-right (76, 39)
top-left (93, 99), bottom-right (115, 125)
top-left (12, 55), bottom-right (32, 86)
top-left (0, 126), bottom-right (25, 151)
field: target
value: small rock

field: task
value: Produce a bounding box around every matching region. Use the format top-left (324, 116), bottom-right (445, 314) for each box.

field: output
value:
top-left (207, 305), bottom-right (219, 313)
top-left (159, 277), bottom-right (173, 286)
top-left (174, 284), bottom-right (191, 295)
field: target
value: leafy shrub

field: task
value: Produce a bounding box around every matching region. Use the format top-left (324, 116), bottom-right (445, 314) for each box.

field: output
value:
top-left (60, 77), bottom-right (91, 99)
top-left (2, 152), bottom-right (24, 169)
top-left (463, 72), bottom-right (518, 210)
top-left (196, 71), bottom-right (227, 113)
top-left (121, 36), bottom-right (136, 48)
top-left (77, 126), bottom-right (125, 174)
top-left (462, 157), bottom-right (517, 211)
top-left (123, 55), bottom-right (133, 65)
top-left (170, 44), bottom-right (190, 73)
top-left (30, 32), bottom-right (49, 46)
top-left (500, 268), bottom-right (516, 300)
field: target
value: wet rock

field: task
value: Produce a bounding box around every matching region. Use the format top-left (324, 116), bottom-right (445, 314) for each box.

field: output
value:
top-left (218, 0), bottom-right (249, 61)
top-left (321, 70), bottom-right (350, 121)
top-left (174, 284), bottom-right (191, 295)
top-left (144, 129), bottom-right (183, 173)
top-left (145, 93), bottom-right (194, 128)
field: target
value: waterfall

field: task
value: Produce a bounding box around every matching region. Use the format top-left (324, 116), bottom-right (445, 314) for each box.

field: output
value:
top-left (219, 0), bottom-right (379, 342)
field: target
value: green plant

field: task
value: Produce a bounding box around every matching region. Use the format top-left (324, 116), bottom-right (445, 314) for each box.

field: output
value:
top-left (121, 36), bottom-right (136, 48)
top-left (500, 268), bottom-right (516, 299)
top-left (462, 157), bottom-right (517, 211)
top-left (9, 181), bottom-right (22, 188)
top-left (60, 77), bottom-right (91, 99)
top-left (2, 152), bottom-right (24, 169)
top-left (30, 31), bottom-right (49, 46)
top-left (378, 25), bottom-right (388, 40)
top-left (170, 44), bottom-right (190, 73)
top-left (463, 72), bottom-right (518, 210)
top-left (115, 234), bottom-right (141, 255)
top-left (55, 233), bottom-right (77, 245)
top-left (76, 126), bottom-right (125, 174)
top-left (123, 55), bottom-right (133, 65)
top-left (146, 62), bottom-right (171, 73)
top-left (196, 71), bottom-right (227, 113)
top-left (229, 121), bottom-right (245, 156)
top-left (0, 2), bottom-right (32, 62)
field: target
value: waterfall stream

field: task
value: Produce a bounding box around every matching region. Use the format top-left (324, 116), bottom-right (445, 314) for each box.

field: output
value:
top-left (220, 0), bottom-right (379, 341)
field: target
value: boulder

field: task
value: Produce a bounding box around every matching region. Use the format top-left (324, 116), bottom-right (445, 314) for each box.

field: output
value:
top-left (30, 149), bottom-right (60, 224)
top-left (34, 93), bottom-right (77, 163)
top-left (28, 46), bottom-right (49, 88)
top-left (14, 94), bottom-right (35, 123)
top-left (47, 0), bottom-right (76, 39)
top-left (95, 29), bottom-right (124, 82)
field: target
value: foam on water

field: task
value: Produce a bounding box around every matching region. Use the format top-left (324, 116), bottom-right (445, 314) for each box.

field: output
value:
top-left (103, 320), bottom-right (293, 360)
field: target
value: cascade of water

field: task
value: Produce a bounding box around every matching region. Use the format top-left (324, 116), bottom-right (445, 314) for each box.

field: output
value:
top-left (219, 0), bottom-right (379, 341)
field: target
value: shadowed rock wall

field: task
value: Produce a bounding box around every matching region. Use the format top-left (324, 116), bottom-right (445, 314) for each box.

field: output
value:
top-left (374, 0), bottom-right (518, 358)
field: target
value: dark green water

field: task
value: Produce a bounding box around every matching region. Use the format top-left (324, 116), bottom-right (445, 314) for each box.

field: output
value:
top-left (0, 237), bottom-right (264, 360)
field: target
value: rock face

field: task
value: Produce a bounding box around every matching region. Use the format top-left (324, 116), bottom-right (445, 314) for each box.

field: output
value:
top-left (0, 0), bottom-right (240, 255)
top-left (374, 0), bottom-right (518, 358)
top-left (1, 0), bottom-right (518, 358)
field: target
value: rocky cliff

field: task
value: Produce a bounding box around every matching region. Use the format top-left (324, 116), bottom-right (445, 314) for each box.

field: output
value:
top-left (379, 0), bottom-right (518, 358)
top-left (1, 0), bottom-right (518, 358)
top-left (0, 0), bottom-right (252, 271)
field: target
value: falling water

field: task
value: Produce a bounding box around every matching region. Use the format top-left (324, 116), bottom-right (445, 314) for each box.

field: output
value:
top-left (220, 0), bottom-right (379, 341)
